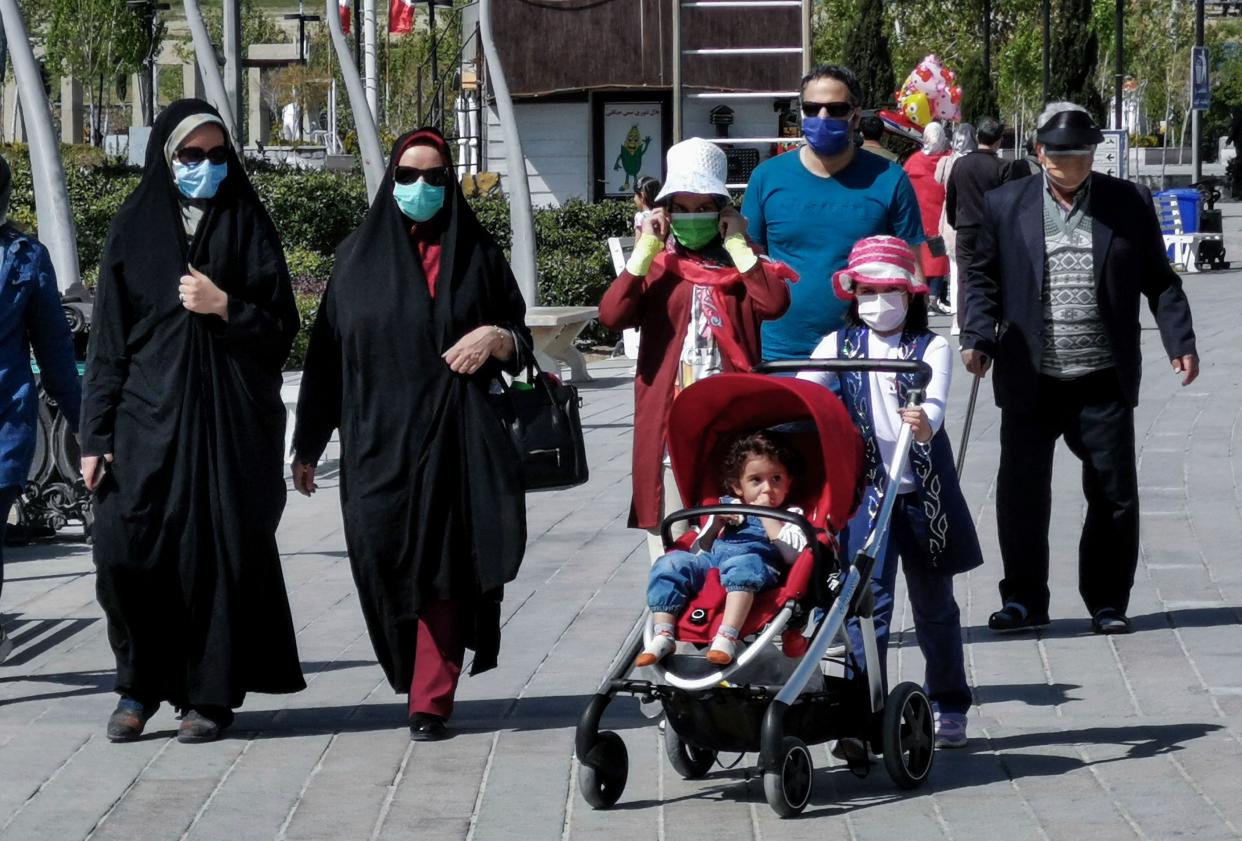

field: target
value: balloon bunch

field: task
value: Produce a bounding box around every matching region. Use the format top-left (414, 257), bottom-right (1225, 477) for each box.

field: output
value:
top-left (896, 55), bottom-right (962, 128)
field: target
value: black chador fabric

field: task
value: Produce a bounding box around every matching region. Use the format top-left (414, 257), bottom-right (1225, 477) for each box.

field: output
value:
top-left (81, 99), bottom-right (305, 709)
top-left (293, 128), bottom-right (531, 692)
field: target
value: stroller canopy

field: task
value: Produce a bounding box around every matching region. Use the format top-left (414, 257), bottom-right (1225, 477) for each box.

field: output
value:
top-left (666, 374), bottom-right (864, 534)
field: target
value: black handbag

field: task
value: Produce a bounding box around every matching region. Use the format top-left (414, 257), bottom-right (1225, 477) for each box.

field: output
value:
top-left (490, 350), bottom-right (589, 492)
top-left (926, 235), bottom-right (947, 259)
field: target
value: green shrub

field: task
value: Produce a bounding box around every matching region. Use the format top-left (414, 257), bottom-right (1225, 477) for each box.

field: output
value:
top-left (1, 143), bottom-right (634, 363)
top-left (287, 292), bottom-right (320, 371)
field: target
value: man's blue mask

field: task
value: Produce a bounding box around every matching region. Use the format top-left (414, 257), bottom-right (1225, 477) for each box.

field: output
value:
top-left (173, 160), bottom-right (228, 199)
top-left (802, 116), bottom-right (853, 157)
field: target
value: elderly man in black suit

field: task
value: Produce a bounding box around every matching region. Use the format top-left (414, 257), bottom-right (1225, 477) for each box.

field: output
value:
top-left (960, 102), bottom-right (1199, 635)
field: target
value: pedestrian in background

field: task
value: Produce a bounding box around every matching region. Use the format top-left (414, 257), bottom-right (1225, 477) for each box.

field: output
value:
top-left (961, 102), bottom-right (1198, 636)
top-left (935, 123), bottom-right (976, 332)
top-left (0, 155), bottom-right (81, 664)
top-left (903, 122), bottom-right (952, 313)
top-left (859, 114), bottom-right (899, 162)
top-left (945, 117), bottom-right (1005, 325)
top-left (81, 99), bottom-right (305, 744)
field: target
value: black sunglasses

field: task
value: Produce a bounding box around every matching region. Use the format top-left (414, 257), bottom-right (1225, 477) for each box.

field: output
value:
top-left (176, 145), bottom-right (228, 165)
top-left (800, 100), bottom-right (855, 119)
top-left (394, 165), bottom-right (452, 187)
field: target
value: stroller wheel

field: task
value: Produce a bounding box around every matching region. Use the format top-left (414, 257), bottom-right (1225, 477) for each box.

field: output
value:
top-left (881, 682), bottom-right (935, 789)
top-left (577, 730), bottom-right (628, 809)
top-left (663, 721), bottom-right (716, 779)
top-left (762, 736), bottom-right (814, 818)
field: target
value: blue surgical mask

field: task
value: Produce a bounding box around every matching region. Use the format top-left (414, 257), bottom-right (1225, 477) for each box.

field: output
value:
top-left (393, 179), bottom-right (446, 222)
top-left (172, 160), bottom-right (228, 199)
top-left (803, 116), bottom-right (853, 157)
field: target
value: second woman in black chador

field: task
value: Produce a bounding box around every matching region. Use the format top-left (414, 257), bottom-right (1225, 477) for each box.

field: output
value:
top-left (292, 128), bottom-right (531, 741)
top-left (81, 99), bottom-right (306, 744)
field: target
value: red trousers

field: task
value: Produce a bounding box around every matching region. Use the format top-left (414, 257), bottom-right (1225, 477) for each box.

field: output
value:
top-left (408, 600), bottom-right (465, 720)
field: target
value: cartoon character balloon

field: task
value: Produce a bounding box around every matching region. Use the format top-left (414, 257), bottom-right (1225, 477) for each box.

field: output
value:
top-left (902, 91), bottom-right (932, 128)
top-left (896, 54), bottom-right (961, 127)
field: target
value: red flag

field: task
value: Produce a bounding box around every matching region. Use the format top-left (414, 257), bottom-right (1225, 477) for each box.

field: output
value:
top-left (389, 0), bottom-right (414, 34)
top-left (338, 0), bottom-right (350, 34)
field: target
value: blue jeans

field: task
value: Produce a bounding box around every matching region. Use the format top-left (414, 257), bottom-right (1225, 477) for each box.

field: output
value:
top-left (648, 514), bottom-right (782, 613)
top-left (844, 493), bottom-right (971, 715)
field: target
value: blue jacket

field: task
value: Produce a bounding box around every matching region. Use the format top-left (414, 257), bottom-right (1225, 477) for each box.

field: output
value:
top-left (0, 226), bottom-right (81, 489)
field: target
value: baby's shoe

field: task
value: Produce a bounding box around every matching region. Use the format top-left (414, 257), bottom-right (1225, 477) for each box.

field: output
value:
top-left (635, 634), bottom-right (676, 668)
top-left (705, 633), bottom-right (737, 666)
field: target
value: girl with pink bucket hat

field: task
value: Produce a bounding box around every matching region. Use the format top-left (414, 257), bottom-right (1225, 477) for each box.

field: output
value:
top-left (800, 234), bottom-right (983, 750)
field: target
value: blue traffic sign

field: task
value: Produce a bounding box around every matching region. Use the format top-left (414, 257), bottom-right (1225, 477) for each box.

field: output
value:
top-left (1192, 46), bottom-right (1211, 111)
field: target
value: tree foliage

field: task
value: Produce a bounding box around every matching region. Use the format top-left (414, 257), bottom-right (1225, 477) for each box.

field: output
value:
top-left (1049, 0), bottom-right (1105, 119)
top-left (29, 0), bottom-right (158, 144)
top-left (842, 0), bottom-right (896, 107)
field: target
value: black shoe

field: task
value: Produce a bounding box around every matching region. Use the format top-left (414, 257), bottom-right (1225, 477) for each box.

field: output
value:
top-left (409, 713), bottom-right (448, 742)
top-left (107, 697), bottom-right (158, 742)
top-left (1091, 608), bottom-right (1132, 635)
top-left (178, 707), bottom-right (232, 743)
top-left (987, 603), bottom-right (1050, 633)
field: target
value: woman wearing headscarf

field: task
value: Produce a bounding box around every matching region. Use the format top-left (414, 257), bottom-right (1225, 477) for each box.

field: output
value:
top-left (0, 155), bottom-right (81, 663)
top-left (80, 99), bottom-right (305, 744)
top-left (935, 123), bottom-right (977, 333)
top-left (903, 122), bottom-right (952, 312)
top-left (291, 127), bottom-right (531, 742)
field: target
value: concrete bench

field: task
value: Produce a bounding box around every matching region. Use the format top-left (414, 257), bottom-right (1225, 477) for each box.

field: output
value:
top-left (1156, 193), bottom-right (1224, 273)
top-left (527, 306), bottom-right (598, 382)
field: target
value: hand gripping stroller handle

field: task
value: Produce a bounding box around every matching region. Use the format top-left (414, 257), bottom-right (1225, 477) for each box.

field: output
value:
top-left (659, 504), bottom-right (819, 554)
top-left (755, 358), bottom-right (933, 390)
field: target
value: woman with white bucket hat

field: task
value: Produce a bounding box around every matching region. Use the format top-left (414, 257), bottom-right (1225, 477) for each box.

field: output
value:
top-left (601, 137), bottom-right (796, 558)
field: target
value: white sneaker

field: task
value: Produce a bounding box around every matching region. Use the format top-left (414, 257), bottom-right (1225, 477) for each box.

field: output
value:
top-left (0, 628), bottom-right (12, 665)
top-left (705, 634), bottom-right (737, 665)
top-left (934, 711), bottom-right (968, 748)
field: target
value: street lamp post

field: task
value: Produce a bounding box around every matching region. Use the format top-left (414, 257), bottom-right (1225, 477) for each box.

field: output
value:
top-left (1114, 0), bottom-right (1124, 131)
top-left (1192, 0), bottom-right (1205, 183)
top-left (127, 0), bottom-right (170, 126)
top-left (1042, 0), bottom-right (1050, 103)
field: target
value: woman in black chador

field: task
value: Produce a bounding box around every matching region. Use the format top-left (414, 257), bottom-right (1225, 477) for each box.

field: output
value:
top-left (291, 128), bottom-right (530, 742)
top-left (80, 99), bottom-right (305, 744)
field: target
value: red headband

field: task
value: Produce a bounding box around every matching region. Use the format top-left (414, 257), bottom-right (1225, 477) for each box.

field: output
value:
top-left (396, 130), bottom-right (450, 167)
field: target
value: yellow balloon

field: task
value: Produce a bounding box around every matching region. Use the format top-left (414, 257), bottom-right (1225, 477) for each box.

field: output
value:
top-left (901, 91), bottom-right (933, 128)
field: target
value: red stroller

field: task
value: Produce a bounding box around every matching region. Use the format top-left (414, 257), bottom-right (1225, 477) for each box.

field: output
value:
top-left (575, 360), bottom-right (937, 817)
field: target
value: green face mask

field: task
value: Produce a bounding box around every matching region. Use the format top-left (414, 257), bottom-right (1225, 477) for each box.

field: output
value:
top-left (669, 211), bottom-right (720, 250)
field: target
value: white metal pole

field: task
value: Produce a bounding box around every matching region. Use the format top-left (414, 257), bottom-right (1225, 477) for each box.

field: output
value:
top-left (0, 0), bottom-right (83, 299)
top-left (478, 0), bottom-right (537, 306)
top-left (223, 0), bottom-right (242, 140)
top-left (183, 0), bottom-right (242, 152)
top-left (363, 0), bottom-right (378, 121)
top-left (326, 0), bottom-right (385, 199)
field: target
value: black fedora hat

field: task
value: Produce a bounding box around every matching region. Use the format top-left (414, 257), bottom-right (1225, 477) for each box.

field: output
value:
top-left (1036, 108), bottom-right (1105, 146)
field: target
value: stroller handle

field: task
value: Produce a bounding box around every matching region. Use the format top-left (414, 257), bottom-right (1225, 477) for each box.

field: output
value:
top-left (755, 358), bottom-right (932, 389)
top-left (660, 504), bottom-right (820, 553)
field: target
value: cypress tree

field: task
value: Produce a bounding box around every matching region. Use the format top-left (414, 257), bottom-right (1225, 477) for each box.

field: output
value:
top-left (1049, 0), bottom-right (1106, 118)
top-left (842, 0), bottom-right (896, 109)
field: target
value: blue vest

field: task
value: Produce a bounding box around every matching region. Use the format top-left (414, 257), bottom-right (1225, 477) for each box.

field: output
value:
top-left (836, 326), bottom-right (983, 574)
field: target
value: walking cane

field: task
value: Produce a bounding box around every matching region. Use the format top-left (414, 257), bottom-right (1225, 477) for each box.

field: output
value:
top-left (955, 374), bottom-right (981, 478)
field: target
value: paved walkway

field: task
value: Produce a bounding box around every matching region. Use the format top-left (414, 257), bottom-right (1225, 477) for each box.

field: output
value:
top-left (3, 210), bottom-right (1242, 840)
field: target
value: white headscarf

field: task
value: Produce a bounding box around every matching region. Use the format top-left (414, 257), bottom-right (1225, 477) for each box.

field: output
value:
top-left (163, 112), bottom-right (227, 236)
top-left (922, 122), bottom-right (950, 156)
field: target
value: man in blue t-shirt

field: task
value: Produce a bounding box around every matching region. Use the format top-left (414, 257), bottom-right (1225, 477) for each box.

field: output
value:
top-left (742, 64), bottom-right (926, 360)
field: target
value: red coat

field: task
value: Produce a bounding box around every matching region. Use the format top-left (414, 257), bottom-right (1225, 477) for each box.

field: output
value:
top-left (903, 151), bottom-right (951, 278)
top-left (600, 249), bottom-right (790, 529)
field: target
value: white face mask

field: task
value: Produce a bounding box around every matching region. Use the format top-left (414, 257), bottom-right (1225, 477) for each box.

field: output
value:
top-left (856, 291), bottom-right (908, 333)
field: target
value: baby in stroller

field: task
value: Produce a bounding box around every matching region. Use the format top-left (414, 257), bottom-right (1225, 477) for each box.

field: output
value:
top-left (635, 430), bottom-right (808, 667)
